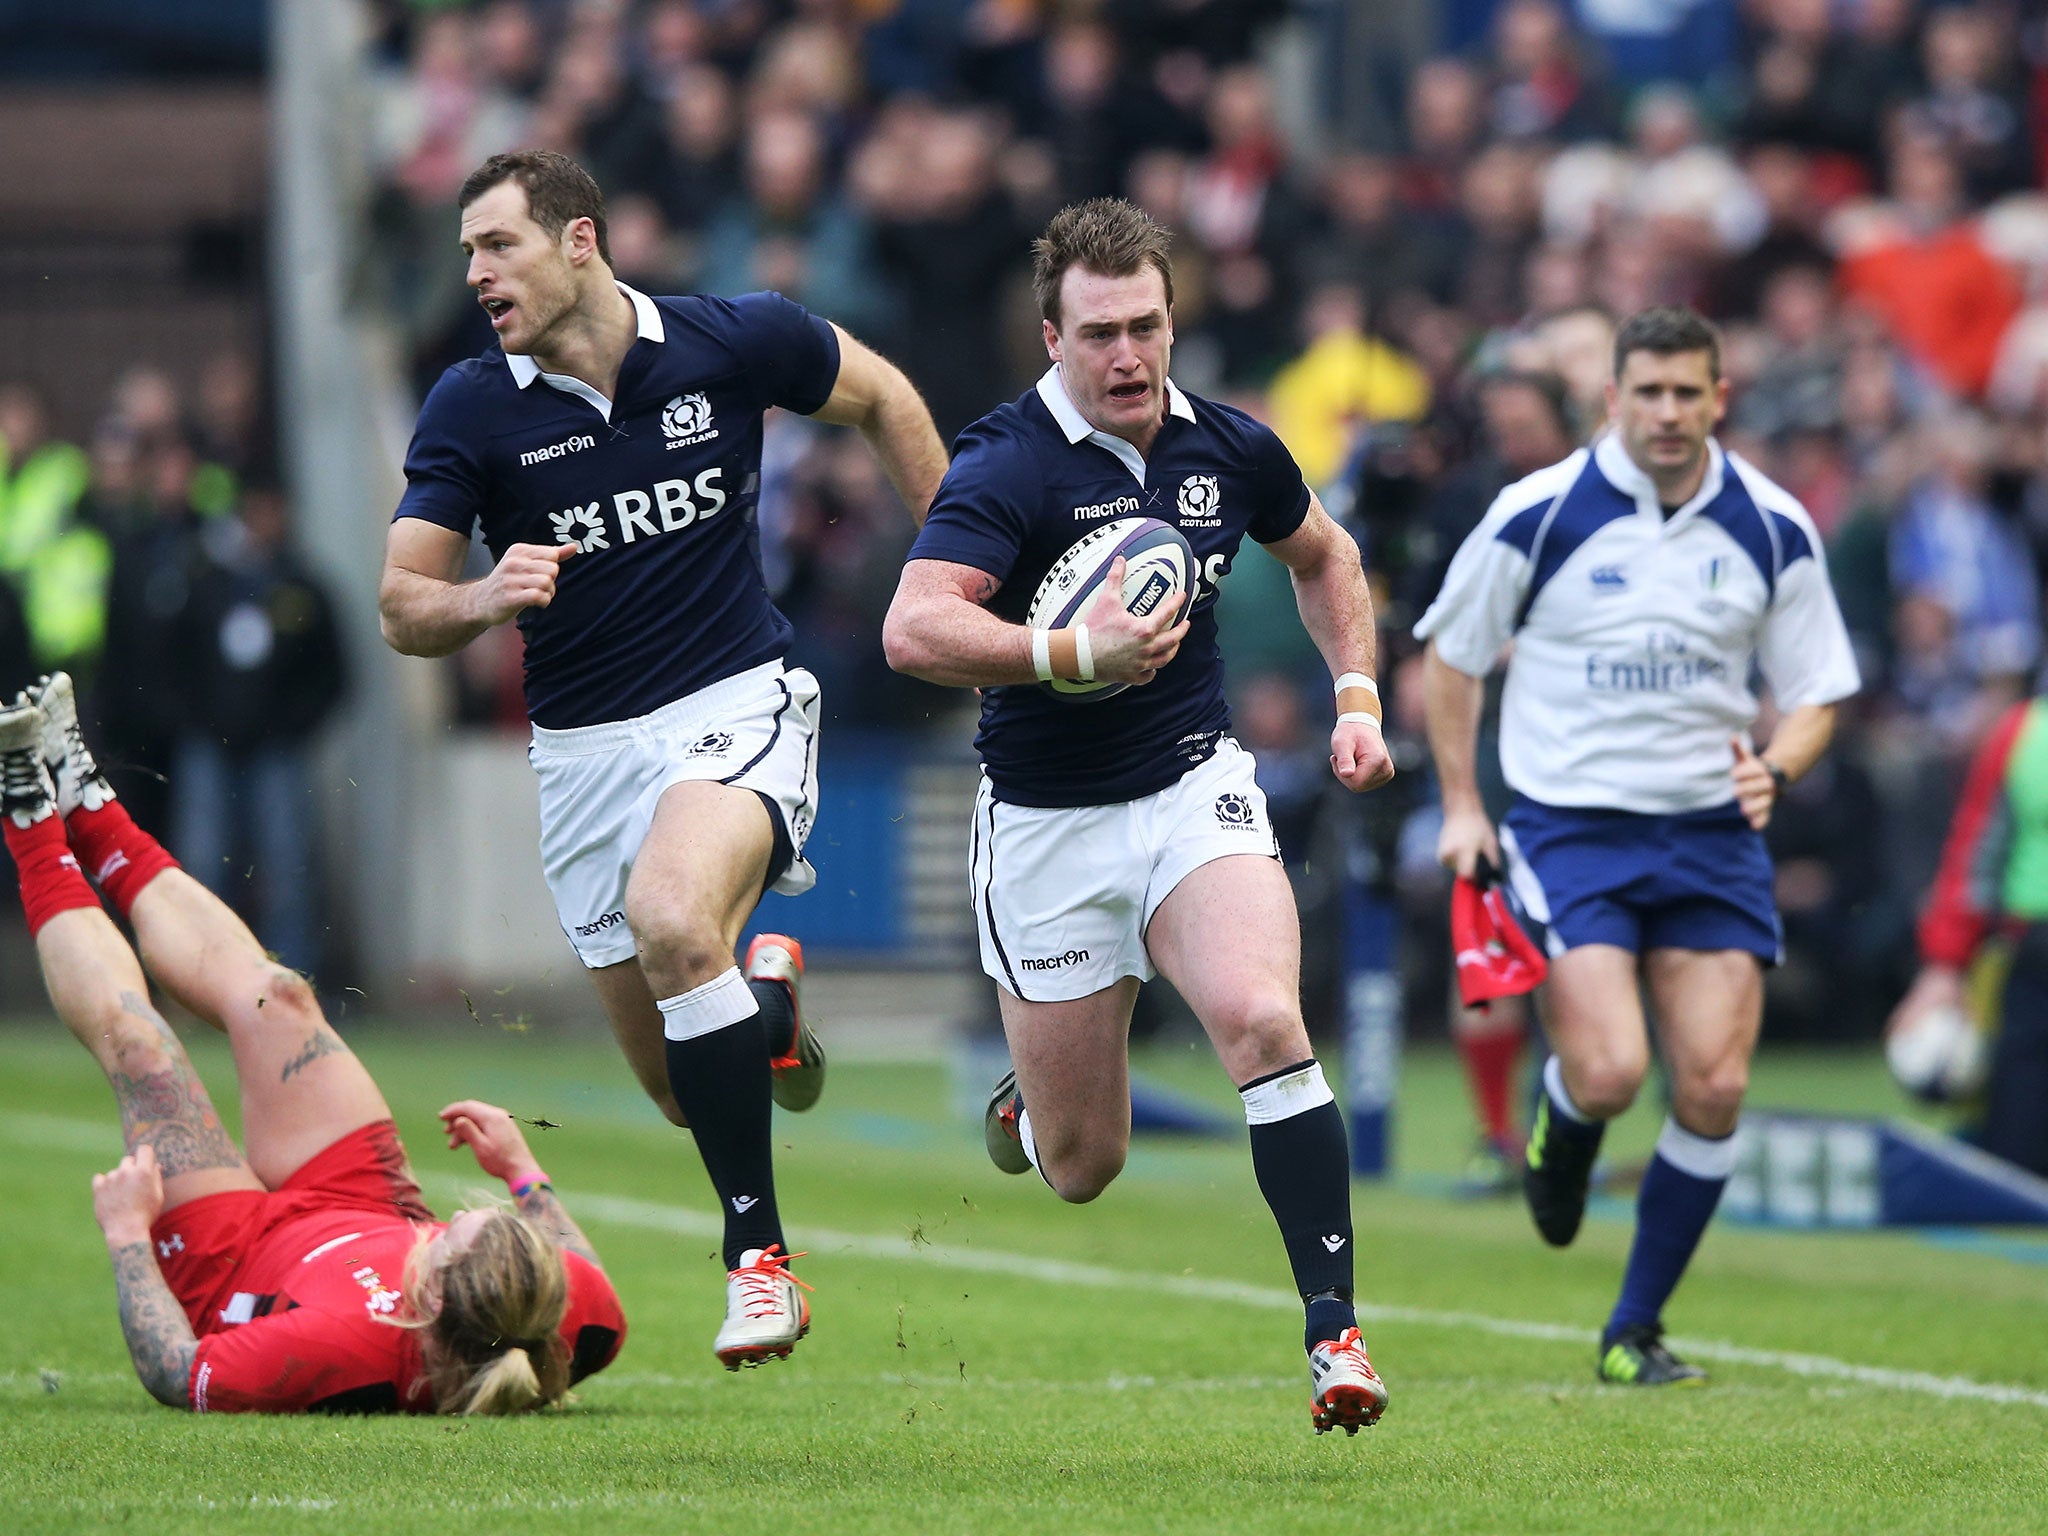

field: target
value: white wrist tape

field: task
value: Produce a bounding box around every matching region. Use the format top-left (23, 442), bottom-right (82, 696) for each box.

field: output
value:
top-left (1334, 671), bottom-right (1379, 699)
top-left (1031, 627), bottom-right (1054, 682)
top-left (1337, 711), bottom-right (1382, 733)
top-left (1073, 623), bottom-right (1094, 683)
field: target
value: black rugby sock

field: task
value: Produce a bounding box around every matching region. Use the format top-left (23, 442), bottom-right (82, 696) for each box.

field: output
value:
top-left (749, 976), bottom-right (796, 1058)
top-left (1242, 1061), bottom-right (1358, 1350)
top-left (663, 1014), bottom-right (784, 1268)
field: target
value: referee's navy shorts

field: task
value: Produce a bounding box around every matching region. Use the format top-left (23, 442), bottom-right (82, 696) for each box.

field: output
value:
top-left (1498, 794), bottom-right (1782, 964)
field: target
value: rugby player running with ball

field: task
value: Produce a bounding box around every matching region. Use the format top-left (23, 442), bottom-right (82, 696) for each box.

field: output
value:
top-left (380, 151), bottom-right (946, 1369)
top-left (883, 199), bottom-right (1397, 1435)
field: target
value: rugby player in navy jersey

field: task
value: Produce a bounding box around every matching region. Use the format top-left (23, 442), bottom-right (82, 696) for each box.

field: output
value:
top-left (378, 151), bottom-right (946, 1370)
top-left (883, 199), bottom-right (1398, 1436)
top-left (1416, 308), bottom-right (1860, 1386)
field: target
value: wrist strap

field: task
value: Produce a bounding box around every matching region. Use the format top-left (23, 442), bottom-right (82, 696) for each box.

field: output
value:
top-left (1073, 623), bottom-right (1094, 683)
top-left (1337, 711), bottom-right (1383, 734)
top-left (508, 1170), bottom-right (552, 1201)
top-left (1031, 627), bottom-right (1054, 682)
top-left (1765, 760), bottom-right (1791, 798)
top-left (1333, 671), bottom-right (1378, 698)
top-left (1334, 670), bottom-right (1381, 724)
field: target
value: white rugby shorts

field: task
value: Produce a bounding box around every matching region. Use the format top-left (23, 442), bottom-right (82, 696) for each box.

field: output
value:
top-left (530, 660), bottom-right (822, 968)
top-left (969, 738), bottom-right (1281, 1002)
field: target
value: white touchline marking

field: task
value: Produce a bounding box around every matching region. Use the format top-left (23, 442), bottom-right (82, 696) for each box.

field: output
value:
top-left (7, 1114), bottom-right (2040, 1411)
top-left (457, 1181), bottom-right (2048, 1411)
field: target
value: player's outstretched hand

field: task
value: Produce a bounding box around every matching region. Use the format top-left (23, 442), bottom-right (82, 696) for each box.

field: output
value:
top-left (440, 1099), bottom-right (540, 1184)
top-left (1436, 804), bottom-right (1500, 880)
top-left (1331, 720), bottom-right (1396, 792)
top-left (92, 1143), bottom-right (166, 1245)
top-left (477, 542), bottom-right (575, 626)
top-left (1730, 736), bottom-right (1776, 830)
top-left (1082, 555), bottom-right (1190, 685)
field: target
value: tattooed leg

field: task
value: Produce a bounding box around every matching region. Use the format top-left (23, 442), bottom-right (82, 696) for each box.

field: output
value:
top-left (33, 908), bottom-right (259, 1204)
top-left (124, 871), bottom-right (393, 1185)
top-left (103, 991), bottom-right (247, 1176)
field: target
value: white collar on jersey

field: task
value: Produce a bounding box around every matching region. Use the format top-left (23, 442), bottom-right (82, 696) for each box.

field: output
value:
top-left (504, 282), bottom-right (666, 419)
top-left (1593, 429), bottom-right (1727, 523)
top-left (1035, 364), bottom-right (1195, 483)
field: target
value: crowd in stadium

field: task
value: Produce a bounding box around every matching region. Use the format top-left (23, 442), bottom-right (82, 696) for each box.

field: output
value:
top-left (5, 0), bottom-right (2048, 1046)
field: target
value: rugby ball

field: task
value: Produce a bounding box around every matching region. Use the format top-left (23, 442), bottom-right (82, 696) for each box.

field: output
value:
top-left (1026, 517), bottom-right (1195, 700)
top-left (1885, 1003), bottom-right (1990, 1103)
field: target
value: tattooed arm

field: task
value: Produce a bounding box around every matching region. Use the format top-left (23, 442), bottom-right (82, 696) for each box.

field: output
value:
top-left (93, 1146), bottom-right (199, 1407)
top-left (440, 1099), bottom-right (603, 1267)
top-left (510, 1180), bottom-right (601, 1267)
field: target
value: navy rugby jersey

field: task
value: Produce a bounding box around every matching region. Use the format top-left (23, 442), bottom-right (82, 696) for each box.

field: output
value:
top-left (394, 283), bottom-right (840, 728)
top-left (908, 367), bottom-right (1311, 807)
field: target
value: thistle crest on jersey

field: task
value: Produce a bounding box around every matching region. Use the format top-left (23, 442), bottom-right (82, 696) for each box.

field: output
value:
top-left (1178, 474), bottom-right (1221, 526)
top-left (663, 392), bottom-right (717, 445)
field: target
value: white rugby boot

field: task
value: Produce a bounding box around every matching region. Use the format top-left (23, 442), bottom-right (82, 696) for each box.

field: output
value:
top-left (983, 1069), bottom-right (1033, 1175)
top-left (748, 933), bottom-right (825, 1112)
top-left (713, 1245), bottom-right (811, 1369)
top-left (0, 699), bottom-right (57, 829)
top-left (1308, 1327), bottom-right (1388, 1435)
top-left (28, 672), bottom-right (115, 817)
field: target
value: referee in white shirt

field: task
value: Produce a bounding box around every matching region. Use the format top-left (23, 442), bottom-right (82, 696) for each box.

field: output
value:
top-left (1415, 307), bottom-right (1860, 1386)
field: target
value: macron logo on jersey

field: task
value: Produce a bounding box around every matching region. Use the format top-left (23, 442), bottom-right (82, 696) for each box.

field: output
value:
top-left (521, 433), bottom-right (596, 467)
top-left (1073, 494), bottom-right (1141, 522)
top-left (550, 470), bottom-right (728, 554)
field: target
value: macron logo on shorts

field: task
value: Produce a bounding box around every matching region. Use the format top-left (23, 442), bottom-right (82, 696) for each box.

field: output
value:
top-left (1021, 949), bottom-right (1089, 972)
top-left (575, 910), bottom-right (627, 939)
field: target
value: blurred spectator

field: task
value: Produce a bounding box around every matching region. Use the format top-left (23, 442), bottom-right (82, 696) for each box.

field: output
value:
top-left (1906, 4), bottom-right (2034, 200)
top-left (696, 108), bottom-right (891, 333)
top-left (169, 485), bottom-right (348, 975)
top-left (1835, 120), bottom-right (2023, 399)
top-left (1482, 0), bottom-right (1614, 143)
top-left (0, 383), bottom-right (102, 679)
top-left (1267, 283), bottom-right (1431, 492)
top-left (1405, 369), bottom-right (1578, 619)
top-left (1888, 412), bottom-right (2040, 749)
top-left (1894, 689), bottom-right (2048, 1176)
top-left (94, 435), bottom-right (212, 835)
top-left (649, 64), bottom-right (742, 236)
top-left (864, 104), bottom-right (1027, 440)
top-left (1399, 55), bottom-right (1487, 215)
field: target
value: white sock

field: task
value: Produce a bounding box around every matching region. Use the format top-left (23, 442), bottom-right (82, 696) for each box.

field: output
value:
top-left (1017, 1106), bottom-right (1041, 1171)
top-left (1239, 1061), bottom-right (1335, 1124)
top-left (1654, 1116), bottom-right (1740, 1180)
top-left (1543, 1055), bottom-right (1597, 1125)
top-left (657, 967), bottom-right (756, 1042)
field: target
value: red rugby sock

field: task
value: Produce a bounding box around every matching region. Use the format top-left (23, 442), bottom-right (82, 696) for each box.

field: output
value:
top-left (1458, 1025), bottom-right (1525, 1150)
top-left (3, 814), bottom-right (101, 936)
top-left (65, 802), bottom-right (180, 918)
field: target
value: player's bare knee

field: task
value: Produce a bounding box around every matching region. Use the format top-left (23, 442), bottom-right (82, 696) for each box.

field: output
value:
top-left (1674, 1065), bottom-right (1748, 1132)
top-left (624, 902), bottom-right (727, 986)
top-left (1046, 1151), bottom-right (1124, 1204)
top-left (1570, 1057), bottom-right (1647, 1119)
top-left (1207, 1000), bottom-right (1307, 1080)
top-left (251, 966), bottom-right (320, 1028)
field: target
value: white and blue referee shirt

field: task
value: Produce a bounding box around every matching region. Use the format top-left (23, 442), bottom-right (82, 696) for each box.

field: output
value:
top-left (1414, 432), bottom-right (1861, 815)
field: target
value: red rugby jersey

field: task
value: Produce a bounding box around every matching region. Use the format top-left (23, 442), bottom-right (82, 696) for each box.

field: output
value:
top-left (186, 1211), bottom-right (624, 1414)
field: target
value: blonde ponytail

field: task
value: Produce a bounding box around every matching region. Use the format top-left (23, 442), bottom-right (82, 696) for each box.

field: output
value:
top-left (399, 1208), bottom-right (572, 1414)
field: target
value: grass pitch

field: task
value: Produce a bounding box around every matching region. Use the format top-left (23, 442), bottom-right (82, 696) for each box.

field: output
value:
top-left (2, 1005), bottom-right (2045, 1535)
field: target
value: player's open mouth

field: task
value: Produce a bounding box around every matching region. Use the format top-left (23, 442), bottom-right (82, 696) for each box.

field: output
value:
top-left (1108, 382), bottom-right (1148, 404)
top-left (482, 296), bottom-right (515, 328)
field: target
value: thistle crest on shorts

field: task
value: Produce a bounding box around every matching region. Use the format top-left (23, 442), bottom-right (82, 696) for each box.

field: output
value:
top-left (1214, 792), bottom-right (1254, 828)
top-left (688, 731), bottom-right (734, 757)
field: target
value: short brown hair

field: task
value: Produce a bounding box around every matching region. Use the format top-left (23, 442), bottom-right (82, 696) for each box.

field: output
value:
top-left (459, 150), bottom-right (612, 266)
top-left (1613, 305), bottom-right (1720, 381)
top-left (1032, 198), bottom-right (1175, 329)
